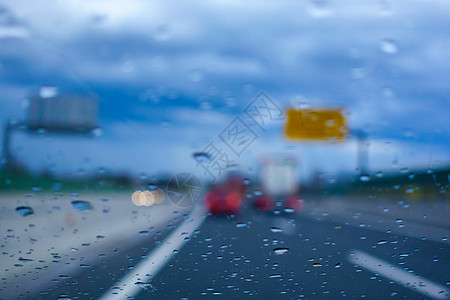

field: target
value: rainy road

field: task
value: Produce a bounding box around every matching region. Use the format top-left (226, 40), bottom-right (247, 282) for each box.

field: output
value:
top-left (2, 194), bottom-right (449, 299)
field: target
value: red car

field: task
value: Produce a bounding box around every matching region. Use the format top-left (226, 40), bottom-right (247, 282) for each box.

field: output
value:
top-left (204, 178), bottom-right (246, 215)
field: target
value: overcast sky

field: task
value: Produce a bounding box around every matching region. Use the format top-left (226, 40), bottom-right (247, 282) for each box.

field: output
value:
top-left (0, 0), bottom-right (449, 181)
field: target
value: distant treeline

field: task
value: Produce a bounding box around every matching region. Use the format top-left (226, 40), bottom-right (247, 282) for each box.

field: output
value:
top-left (0, 169), bottom-right (172, 192)
top-left (304, 167), bottom-right (449, 200)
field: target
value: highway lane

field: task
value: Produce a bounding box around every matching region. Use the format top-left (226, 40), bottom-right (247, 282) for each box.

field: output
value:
top-left (0, 191), bottom-right (189, 299)
top-left (31, 199), bottom-right (449, 300)
top-left (136, 209), bottom-right (448, 299)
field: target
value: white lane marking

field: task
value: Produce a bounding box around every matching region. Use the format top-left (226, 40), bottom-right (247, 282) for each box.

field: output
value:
top-left (100, 204), bottom-right (207, 300)
top-left (348, 250), bottom-right (449, 299)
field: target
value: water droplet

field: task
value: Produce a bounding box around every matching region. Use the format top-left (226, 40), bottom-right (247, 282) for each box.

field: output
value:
top-left (91, 128), bottom-right (103, 137)
top-left (139, 231), bottom-right (149, 235)
top-left (380, 39), bottom-right (399, 54)
top-left (224, 97), bottom-right (236, 108)
top-left (307, 0), bottom-right (334, 18)
top-left (381, 86), bottom-right (395, 98)
top-left (378, 1), bottom-right (394, 16)
top-left (39, 86), bottom-right (58, 98)
top-left (313, 263), bottom-right (322, 267)
top-left (193, 152), bottom-right (211, 164)
top-left (273, 248), bottom-right (289, 255)
top-left (15, 206), bottom-right (34, 217)
top-left (269, 274), bottom-right (282, 278)
top-left (21, 98), bottom-right (30, 109)
top-left (236, 223), bottom-right (247, 228)
top-left (161, 121), bottom-right (170, 130)
top-left (377, 240), bottom-right (387, 245)
top-left (348, 46), bottom-right (362, 59)
top-left (71, 200), bottom-right (93, 211)
top-left (121, 54), bottom-right (134, 72)
top-left (359, 175), bottom-right (370, 182)
top-left (18, 258), bottom-right (33, 262)
top-left (270, 227), bottom-right (283, 233)
top-left (135, 281), bottom-right (153, 288)
top-left (335, 263), bottom-right (341, 268)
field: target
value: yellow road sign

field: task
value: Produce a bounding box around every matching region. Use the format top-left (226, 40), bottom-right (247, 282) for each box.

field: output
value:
top-left (284, 108), bottom-right (348, 142)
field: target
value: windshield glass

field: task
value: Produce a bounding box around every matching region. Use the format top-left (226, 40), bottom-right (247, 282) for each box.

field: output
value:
top-left (1, 1), bottom-right (449, 299)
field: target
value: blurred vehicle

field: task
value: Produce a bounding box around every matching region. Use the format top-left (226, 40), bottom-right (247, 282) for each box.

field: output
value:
top-left (204, 175), bottom-right (247, 215)
top-left (283, 195), bottom-right (305, 211)
top-left (253, 193), bottom-right (275, 211)
top-left (254, 153), bottom-right (304, 212)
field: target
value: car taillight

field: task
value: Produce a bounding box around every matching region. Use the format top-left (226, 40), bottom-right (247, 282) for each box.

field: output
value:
top-left (284, 196), bottom-right (304, 211)
top-left (254, 195), bottom-right (274, 211)
top-left (204, 191), bottom-right (219, 210)
top-left (225, 192), bottom-right (241, 208)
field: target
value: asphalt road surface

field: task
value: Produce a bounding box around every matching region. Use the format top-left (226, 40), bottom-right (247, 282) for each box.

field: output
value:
top-left (1, 193), bottom-right (449, 299)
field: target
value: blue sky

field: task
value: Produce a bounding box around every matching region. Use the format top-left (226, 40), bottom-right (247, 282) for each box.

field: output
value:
top-left (0, 0), bottom-right (449, 181)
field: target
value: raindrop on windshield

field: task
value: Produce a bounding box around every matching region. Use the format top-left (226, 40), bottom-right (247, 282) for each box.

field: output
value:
top-left (71, 200), bottom-right (93, 211)
top-left (359, 175), bottom-right (370, 182)
top-left (382, 86), bottom-right (395, 98)
top-left (91, 128), bottom-right (103, 137)
top-left (15, 206), bottom-right (34, 217)
top-left (161, 121), bottom-right (170, 130)
top-left (273, 248), bottom-right (289, 255)
top-left (39, 86), bottom-right (59, 98)
top-left (307, 0), bottom-right (334, 18)
top-left (193, 152), bottom-right (211, 164)
top-left (380, 39), bottom-right (399, 54)
top-left (270, 227), bottom-right (283, 233)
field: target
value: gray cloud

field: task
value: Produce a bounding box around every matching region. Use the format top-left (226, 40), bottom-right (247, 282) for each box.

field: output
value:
top-left (1, 0), bottom-right (449, 175)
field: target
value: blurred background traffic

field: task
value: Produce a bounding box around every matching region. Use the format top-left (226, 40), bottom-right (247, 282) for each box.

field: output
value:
top-left (0, 0), bottom-right (449, 299)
